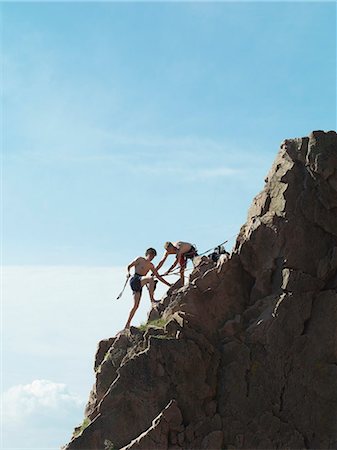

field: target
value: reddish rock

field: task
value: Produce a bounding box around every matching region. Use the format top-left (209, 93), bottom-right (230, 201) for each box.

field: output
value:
top-left (65, 131), bottom-right (337, 450)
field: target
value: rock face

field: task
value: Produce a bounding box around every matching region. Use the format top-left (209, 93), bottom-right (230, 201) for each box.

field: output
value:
top-left (64, 131), bottom-right (337, 450)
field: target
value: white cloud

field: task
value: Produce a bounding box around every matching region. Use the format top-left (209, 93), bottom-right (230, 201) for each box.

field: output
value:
top-left (193, 166), bottom-right (238, 179)
top-left (2, 380), bottom-right (85, 448)
top-left (7, 129), bottom-right (260, 164)
top-left (3, 379), bottom-right (83, 423)
top-left (133, 162), bottom-right (239, 180)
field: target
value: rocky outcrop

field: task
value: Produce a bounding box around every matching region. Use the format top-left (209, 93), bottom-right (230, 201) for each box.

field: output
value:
top-left (64, 130), bottom-right (337, 450)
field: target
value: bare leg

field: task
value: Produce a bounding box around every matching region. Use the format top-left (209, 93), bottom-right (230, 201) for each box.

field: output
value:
top-left (179, 256), bottom-right (187, 285)
top-left (180, 268), bottom-right (185, 285)
top-left (141, 276), bottom-right (157, 303)
top-left (125, 291), bottom-right (141, 329)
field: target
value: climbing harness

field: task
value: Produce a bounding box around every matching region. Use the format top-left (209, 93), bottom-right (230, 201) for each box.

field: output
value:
top-left (183, 244), bottom-right (198, 260)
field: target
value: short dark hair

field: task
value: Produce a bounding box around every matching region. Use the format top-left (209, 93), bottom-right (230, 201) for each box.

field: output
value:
top-left (146, 248), bottom-right (157, 257)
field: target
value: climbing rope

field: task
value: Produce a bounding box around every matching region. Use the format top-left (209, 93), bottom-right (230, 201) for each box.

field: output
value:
top-left (197, 239), bottom-right (228, 256)
top-left (197, 232), bottom-right (240, 256)
top-left (161, 267), bottom-right (194, 277)
top-left (158, 233), bottom-right (239, 278)
top-left (116, 274), bottom-right (130, 300)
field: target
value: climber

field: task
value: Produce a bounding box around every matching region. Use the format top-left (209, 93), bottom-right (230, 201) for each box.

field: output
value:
top-left (124, 248), bottom-right (172, 329)
top-left (156, 241), bottom-right (198, 284)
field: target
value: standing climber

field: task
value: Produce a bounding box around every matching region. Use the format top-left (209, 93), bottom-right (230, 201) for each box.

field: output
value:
top-left (156, 241), bottom-right (197, 284)
top-left (124, 248), bottom-right (172, 329)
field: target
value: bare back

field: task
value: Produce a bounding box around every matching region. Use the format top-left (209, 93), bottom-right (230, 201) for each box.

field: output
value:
top-left (173, 241), bottom-right (192, 255)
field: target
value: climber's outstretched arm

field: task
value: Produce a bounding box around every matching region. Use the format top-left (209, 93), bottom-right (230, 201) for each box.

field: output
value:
top-left (165, 256), bottom-right (179, 275)
top-left (151, 265), bottom-right (172, 287)
top-left (156, 252), bottom-right (169, 272)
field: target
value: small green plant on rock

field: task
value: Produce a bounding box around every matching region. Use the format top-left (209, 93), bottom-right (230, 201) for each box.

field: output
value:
top-left (95, 351), bottom-right (112, 373)
top-left (73, 417), bottom-right (90, 437)
top-left (138, 318), bottom-right (168, 331)
top-left (153, 334), bottom-right (172, 340)
top-left (103, 351), bottom-right (112, 363)
top-left (104, 439), bottom-right (114, 450)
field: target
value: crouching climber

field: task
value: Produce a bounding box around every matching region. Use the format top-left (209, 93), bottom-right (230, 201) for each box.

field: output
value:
top-left (124, 248), bottom-right (172, 329)
top-left (156, 241), bottom-right (198, 284)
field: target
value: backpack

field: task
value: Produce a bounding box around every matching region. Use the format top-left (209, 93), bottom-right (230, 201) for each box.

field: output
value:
top-left (209, 245), bottom-right (229, 262)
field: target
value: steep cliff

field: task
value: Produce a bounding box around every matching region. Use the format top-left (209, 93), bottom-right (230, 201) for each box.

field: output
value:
top-left (64, 130), bottom-right (337, 450)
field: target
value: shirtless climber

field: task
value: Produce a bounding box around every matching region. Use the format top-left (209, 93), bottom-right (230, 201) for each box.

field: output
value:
top-left (156, 241), bottom-right (197, 284)
top-left (124, 248), bottom-right (172, 329)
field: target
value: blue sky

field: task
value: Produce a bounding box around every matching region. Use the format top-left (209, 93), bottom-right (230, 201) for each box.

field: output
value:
top-left (1, 1), bottom-right (336, 449)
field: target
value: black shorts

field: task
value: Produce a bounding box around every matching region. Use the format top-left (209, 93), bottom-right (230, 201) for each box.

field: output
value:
top-left (130, 273), bottom-right (142, 293)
